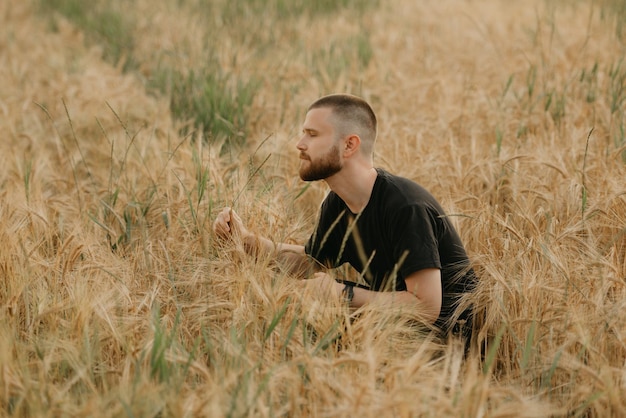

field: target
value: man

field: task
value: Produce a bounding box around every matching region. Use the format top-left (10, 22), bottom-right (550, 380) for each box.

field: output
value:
top-left (213, 93), bottom-right (476, 341)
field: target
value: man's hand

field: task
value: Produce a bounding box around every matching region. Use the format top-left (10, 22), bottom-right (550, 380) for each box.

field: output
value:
top-left (213, 207), bottom-right (250, 241)
top-left (212, 207), bottom-right (321, 279)
top-left (303, 272), bottom-right (343, 301)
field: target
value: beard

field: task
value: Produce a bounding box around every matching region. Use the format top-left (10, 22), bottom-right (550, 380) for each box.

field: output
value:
top-left (299, 144), bottom-right (342, 181)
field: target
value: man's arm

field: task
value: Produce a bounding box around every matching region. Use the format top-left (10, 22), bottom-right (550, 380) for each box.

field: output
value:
top-left (212, 207), bottom-right (320, 278)
top-left (244, 234), bottom-right (320, 279)
top-left (313, 268), bottom-right (442, 324)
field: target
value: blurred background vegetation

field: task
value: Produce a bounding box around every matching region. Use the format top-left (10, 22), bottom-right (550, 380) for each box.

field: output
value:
top-left (1, 0), bottom-right (625, 416)
top-left (39, 0), bottom-right (378, 147)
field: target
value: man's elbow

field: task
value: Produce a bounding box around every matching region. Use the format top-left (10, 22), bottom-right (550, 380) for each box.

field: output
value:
top-left (422, 301), bottom-right (441, 324)
top-left (405, 291), bottom-right (440, 324)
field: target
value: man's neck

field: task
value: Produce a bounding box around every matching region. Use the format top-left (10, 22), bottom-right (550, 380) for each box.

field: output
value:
top-left (325, 165), bottom-right (378, 214)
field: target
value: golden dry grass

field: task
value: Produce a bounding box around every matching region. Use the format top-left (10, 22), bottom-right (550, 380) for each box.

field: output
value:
top-left (1, 0), bottom-right (625, 416)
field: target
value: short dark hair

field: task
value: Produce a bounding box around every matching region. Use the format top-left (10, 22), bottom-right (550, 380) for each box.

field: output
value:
top-left (308, 94), bottom-right (377, 153)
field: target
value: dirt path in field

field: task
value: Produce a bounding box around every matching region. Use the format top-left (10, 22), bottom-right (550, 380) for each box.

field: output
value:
top-left (0, 1), bottom-right (173, 160)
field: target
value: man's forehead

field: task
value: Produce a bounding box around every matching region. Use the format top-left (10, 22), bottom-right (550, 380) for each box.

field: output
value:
top-left (303, 107), bottom-right (333, 128)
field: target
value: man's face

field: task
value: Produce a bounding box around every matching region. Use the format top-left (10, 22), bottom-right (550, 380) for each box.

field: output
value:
top-left (296, 107), bottom-right (343, 181)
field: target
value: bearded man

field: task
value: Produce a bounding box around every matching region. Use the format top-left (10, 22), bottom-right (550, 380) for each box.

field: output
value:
top-left (213, 94), bottom-right (477, 344)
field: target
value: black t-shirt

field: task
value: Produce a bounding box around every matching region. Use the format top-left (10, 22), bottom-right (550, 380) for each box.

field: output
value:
top-left (305, 168), bottom-right (476, 334)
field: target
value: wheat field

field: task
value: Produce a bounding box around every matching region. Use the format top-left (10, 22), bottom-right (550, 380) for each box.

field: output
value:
top-left (1, 0), bottom-right (625, 416)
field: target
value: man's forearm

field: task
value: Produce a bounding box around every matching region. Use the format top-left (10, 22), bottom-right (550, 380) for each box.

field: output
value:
top-left (241, 234), bottom-right (275, 258)
top-left (350, 287), bottom-right (439, 324)
top-left (242, 234), bottom-right (318, 278)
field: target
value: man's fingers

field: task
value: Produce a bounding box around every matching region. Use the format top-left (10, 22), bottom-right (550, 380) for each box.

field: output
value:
top-left (303, 273), bottom-right (341, 301)
top-left (213, 207), bottom-right (233, 238)
top-left (213, 207), bottom-right (250, 242)
top-left (226, 209), bottom-right (245, 236)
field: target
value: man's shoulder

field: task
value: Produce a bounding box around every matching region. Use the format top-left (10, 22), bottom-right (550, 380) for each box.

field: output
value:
top-left (375, 168), bottom-right (431, 204)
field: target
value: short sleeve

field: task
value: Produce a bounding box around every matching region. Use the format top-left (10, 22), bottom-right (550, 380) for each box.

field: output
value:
top-left (391, 204), bottom-right (442, 278)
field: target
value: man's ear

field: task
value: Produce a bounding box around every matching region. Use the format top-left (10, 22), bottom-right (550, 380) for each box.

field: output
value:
top-left (343, 134), bottom-right (361, 157)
